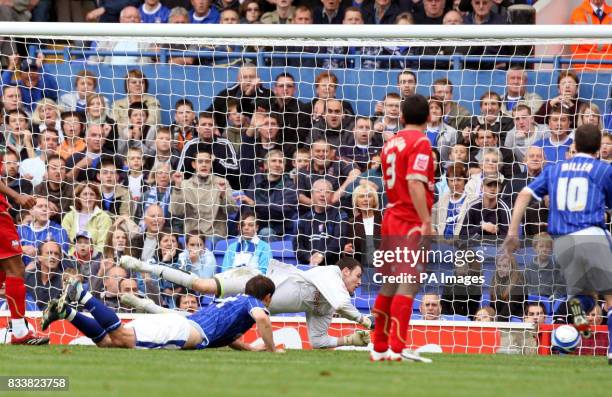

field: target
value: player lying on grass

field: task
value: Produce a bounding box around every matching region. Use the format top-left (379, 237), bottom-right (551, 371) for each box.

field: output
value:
top-left (42, 275), bottom-right (281, 352)
top-left (119, 255), bottom-right (372, 348)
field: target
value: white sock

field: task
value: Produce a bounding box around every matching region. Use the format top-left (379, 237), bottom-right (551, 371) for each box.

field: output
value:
top-left (11, 318), bottom-right (28, 338)
top-left (80, 291), bottom-right (93, 305)
top-left (154, 266), bottom-right (198, 289)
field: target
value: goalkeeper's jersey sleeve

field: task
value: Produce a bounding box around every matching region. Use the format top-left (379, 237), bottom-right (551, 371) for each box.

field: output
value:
top-left (187, 294), bottom-right (268, 348)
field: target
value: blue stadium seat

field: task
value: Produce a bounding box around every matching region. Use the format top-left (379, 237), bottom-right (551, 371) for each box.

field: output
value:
top-left (270, 239), bottom-right (297, 264)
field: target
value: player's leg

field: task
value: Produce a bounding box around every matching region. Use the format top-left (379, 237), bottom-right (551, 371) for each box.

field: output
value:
top-left (120, 294), bottom-right (180, 315)
top-left (371, 282), bottom-right (397, 359)
top-left (1, 254), bottom-right (49, 344)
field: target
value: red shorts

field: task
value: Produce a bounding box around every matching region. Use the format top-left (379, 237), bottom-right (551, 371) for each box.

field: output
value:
top-left (0, 212), bottom-right (22, 260)
top-left (377, 212), bottom-right (427, 281)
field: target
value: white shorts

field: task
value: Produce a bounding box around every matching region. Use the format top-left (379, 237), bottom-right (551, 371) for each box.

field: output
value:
top-left (125, 313), bottom-right (194, 349)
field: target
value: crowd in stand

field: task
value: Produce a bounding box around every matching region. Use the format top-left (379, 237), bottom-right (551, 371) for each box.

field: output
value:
top-left (0, 1), bottom-right (611, 354)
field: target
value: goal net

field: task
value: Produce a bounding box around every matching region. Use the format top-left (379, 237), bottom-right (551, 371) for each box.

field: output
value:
top-left (0, 23), bottom-right (610, 354)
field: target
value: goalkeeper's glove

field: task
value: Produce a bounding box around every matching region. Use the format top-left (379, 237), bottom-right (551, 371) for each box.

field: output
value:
top-left (359, 314), bottom-right (375, 330)
top-left (341, 330), bottom-right (371, 347)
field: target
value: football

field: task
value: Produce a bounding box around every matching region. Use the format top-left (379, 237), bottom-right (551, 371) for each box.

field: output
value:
top-left (551, 325), bottom-right (582, 354)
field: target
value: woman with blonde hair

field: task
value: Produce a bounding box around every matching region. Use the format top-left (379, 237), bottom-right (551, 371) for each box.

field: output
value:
top-left (86, 93), bottom-right (119, 153)
top-left (346, 182), bottom-right (381, 268)
top-left (31, 98), bottom-right (61, 134)
top-left (61, 183), bottom-right (113, 254)
top-left (490, 253), bottom-right (526, 321)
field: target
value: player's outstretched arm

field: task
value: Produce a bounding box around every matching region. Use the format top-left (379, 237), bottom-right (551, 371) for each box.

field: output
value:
top-left (251, 307), bottom-right (279, 352)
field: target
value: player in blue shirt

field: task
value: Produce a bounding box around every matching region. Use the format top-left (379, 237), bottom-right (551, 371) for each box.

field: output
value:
top-left (505, 124), bottom-right (612, 363)
top-left (42, 275), bottom-right (280, 352)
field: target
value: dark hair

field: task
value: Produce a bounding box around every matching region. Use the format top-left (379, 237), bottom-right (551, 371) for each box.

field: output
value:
top-left (245, 275), bottom-right (276, 301)
top-left (275, 72), bottom-right (295, 82)
top-left (185, 230), bottom-right (206, 247)
top-left (398, 69), bottom-right (417, 85)
top-left (128, 101), bottom-right (149, 118)
top-left (198, 111), bottom-right (215, 122)
top-left (574, 124), bottom-right (601, 154)
top-left (194, 142), bottom-right (213, 156)
top-left (446, 162), bottom-right (467, 180)
top-left (401, 94), bottom-right (429, 125)
top-left (524, 301), bottom-right (547, 315)
top-left (124, 69), bottom-right (148, 93)
top-left (99, 154), bottom-right (120, 170)
top-left (4, 109), bottom-right (29, 126)
top-left (45, 153), bottom-right (64, 165)
top-left (336, 257), bottom-right (362, 272)
top-left (175, 98), bottom-right (194, 110)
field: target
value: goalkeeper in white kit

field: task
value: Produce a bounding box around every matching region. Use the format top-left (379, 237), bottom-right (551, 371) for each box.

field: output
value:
top-left (120, 255), bottom-right (372, 349)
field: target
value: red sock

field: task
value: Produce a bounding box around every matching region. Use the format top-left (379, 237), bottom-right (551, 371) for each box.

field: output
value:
top-left (372, 294), bottom-right (393, 353)
top-left (5, 276), bottom-right (26, 320)
top-left (0, 270), bottom-right (5, 289)
top-left (389, 295), bottom-right (414, 353)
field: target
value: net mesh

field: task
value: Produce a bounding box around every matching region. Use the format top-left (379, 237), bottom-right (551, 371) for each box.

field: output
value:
top-left (0, 33), bottom-right (611, 353)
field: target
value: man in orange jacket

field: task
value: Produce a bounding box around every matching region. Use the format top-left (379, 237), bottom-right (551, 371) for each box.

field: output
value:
top-left (570, 0), bottom-right (612, 70)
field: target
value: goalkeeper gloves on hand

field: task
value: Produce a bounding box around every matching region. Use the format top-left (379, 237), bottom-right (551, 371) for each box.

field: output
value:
top-left (359, 314), bottom-right (375, 330)
top-left (341, 330), bottom-right (371, 347)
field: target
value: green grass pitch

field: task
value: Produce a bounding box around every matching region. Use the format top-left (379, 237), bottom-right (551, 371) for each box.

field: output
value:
top-left (1, 346), bottom-right (611, 397)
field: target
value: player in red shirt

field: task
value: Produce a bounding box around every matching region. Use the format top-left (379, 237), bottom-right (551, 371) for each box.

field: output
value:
top-left (371, 94), bottom-right (435, 362)
top-left (0, 156), bottom-right (49, 345)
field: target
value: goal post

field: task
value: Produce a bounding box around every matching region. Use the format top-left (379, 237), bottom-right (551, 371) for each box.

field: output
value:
top-left (0, 23), bottom-right (610, 354)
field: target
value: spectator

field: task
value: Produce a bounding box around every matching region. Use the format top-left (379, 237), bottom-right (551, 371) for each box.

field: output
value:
top-left (313, 0), bottom-right (344, 24)
top-left (128, 204), bottom-right (166, 261)
top-left (296, 178), bottom-right (350, 266)
top-left (139, 0), bottom-right (171, 23)
top-left (241, 149), bottom-right (299, 238)
top-left (459, 174), bottom-right (511, 240)
top-left (474, 306), bottom-right (495, 322)
top-left (176, 293), bottom-right (200, 313)
top-left (208, 63), bottom-right (271, 129)
top-left (96, 155), bottom-right (132, 218)
top-left (19, 128), bottom-right (60, 187)
top-left (239, 0), bottom-right (262, 23)
top-left (222, 212), bottom-right (272, 273)
top-left (65, 123), bottom-right (114, 182)
top-left (31, 99), bottom-right (61, 135)
top-left (338, 116), bottom-right (383, 172)
top-left (1, 85), bottom-right (25, 127)
top-left (270, 72), bottom-right (312, 145)
top-left (374, 93), bottom-right (402, 140)
top-left (533, 105), bottom-right (573, 165)
top-left (343, 154), bottom-right (386, 209)
top-left (503, 146), bottom-right (548, 236)
top-left (65, 230), bottom-right (103, 283)
top-left (297, 139), bottom-right (361, 206)
top-left (189, 0), bottom-right (220, 23)
top-left (524, 232), bottom-right (566, 297)
top-left (448, 142), bottom-right (469, 168)
top-left (2, 149), bottom-right (33, 218)
top-left (535, 70), bottom-right (585, 129)
top-left (58, 111), bottom-right (86, 161)
top-left (4, 109), bottom-right (35, 160)
top-left (158, 7), bottom-right (200, 65)
top-left (501, 67), bottom-right (543, 117)
top-left (307, 71), bottom-right (354, 123)
top-left (170, 98), bottom-right (197, 152)
top-left (467, 128), bottom-right (518, 181)
top-left (601, 132), bottom-right (612, 163)
top-left (144, 127), bottom-right (181, 172)
top-left (61, 182), bottom-right (113, 254)
top-left (117, 102), bottom-right (156, 157)
top-left (123, 147), bottom-right (148, 202)
top-left (1, 55), bottom-right (58, 113)
top-left (576, 102), bottom-right (603, 130)
top-left (499, 301), bottom-right (543, 355)
top-left (86, 0), bottom-right (141, 22)
top-left (414, 0), bottom-right (446, 24)
top-left (569, 0), bottom-right (612, 70)
top-left (139, 162), bottom-right (173, 221)
top-left (90, 6), bottom-right (157, 65)
top-left (431, 78), bottom-right (471, 131)
top-left (463, 0), bottom-right (505, 24)
top-left (18, 196), bottom-right (70, 265)
top-left (441, 252), bottom-right (483, 319)
top-left (177, 231), bottom-right (217, 279)
top-left (420, 294), bottom-right (442, 321)
top-left (503, 104), bottom-right (547, 163)
top-left (219, 8), bottom-right (240, 24)
top-left (179, 111), bottom-right (239, 186)
top-left (461, 91), bottom-right (514, 145)
top-left (442, 8), bottom-right (463, 24)
top-left (577, 304), bottom-right (609, 356)
top-left (111, 70), bottom-right (161, 130)
top-left (523, 301), bottom-right (547, 325)
top-left (25, 240), bottom-right (67, 310)
top-left (171, 145), bottom-right (238, 240)
top-left (223, 98), bottom-right (246, 152)
top-left (154, 229), bottom-right (184, 307)
top-left (490, 253), bottom-right (526, 321)
top-left (426, 95), bottom-right (459, 165)
top-left (310, 98), bottom-right (354, 148)
top-left (59, 70), bottom-right (105, 113)
top-left (33, 154), bottom-right (74, 222)
top-left (103, 223), bottom-right (131, 262)
top-left (93, 265), bottom-right (130, 310)
top-left (432, 162), bottom-right (475, 238)
top-left (260, 0), bottom-right (294, 23)
top-left (346, 183), bottom-right (382, 268)
top-left (85, 94), bottom-right (118, 150)
top-left (361, 0), bottom-right (401, 24)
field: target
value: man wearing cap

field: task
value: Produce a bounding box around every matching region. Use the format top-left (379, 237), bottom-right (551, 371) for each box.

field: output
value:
top-left (63, 230), bottom-right (103, 283)
top-left (458, 174), bottom-right (512, 240)
top-left (1, 54), bottom-right (58, 113)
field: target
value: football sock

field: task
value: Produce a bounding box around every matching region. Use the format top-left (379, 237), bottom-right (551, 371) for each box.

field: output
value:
top-left (5, 276), bottom-right (27, 337)
top-left (83, 295), bottom-right (121, 332)
top-left (389, 295), bottom-right (414, 354)
top-left (66, 307), bottom-right (107, 343)
top-left (574, 295), bottom-right (596, 313)
top-left (150, 266), bottom-right (198, 289)
top-left (372, 294), bottom-right (393, 353)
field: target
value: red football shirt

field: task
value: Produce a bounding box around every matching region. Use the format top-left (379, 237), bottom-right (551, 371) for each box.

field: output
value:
top-left (0, 155), bottom-right (10, 213)
top-left (381, 129), bottom-right (435, 224)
